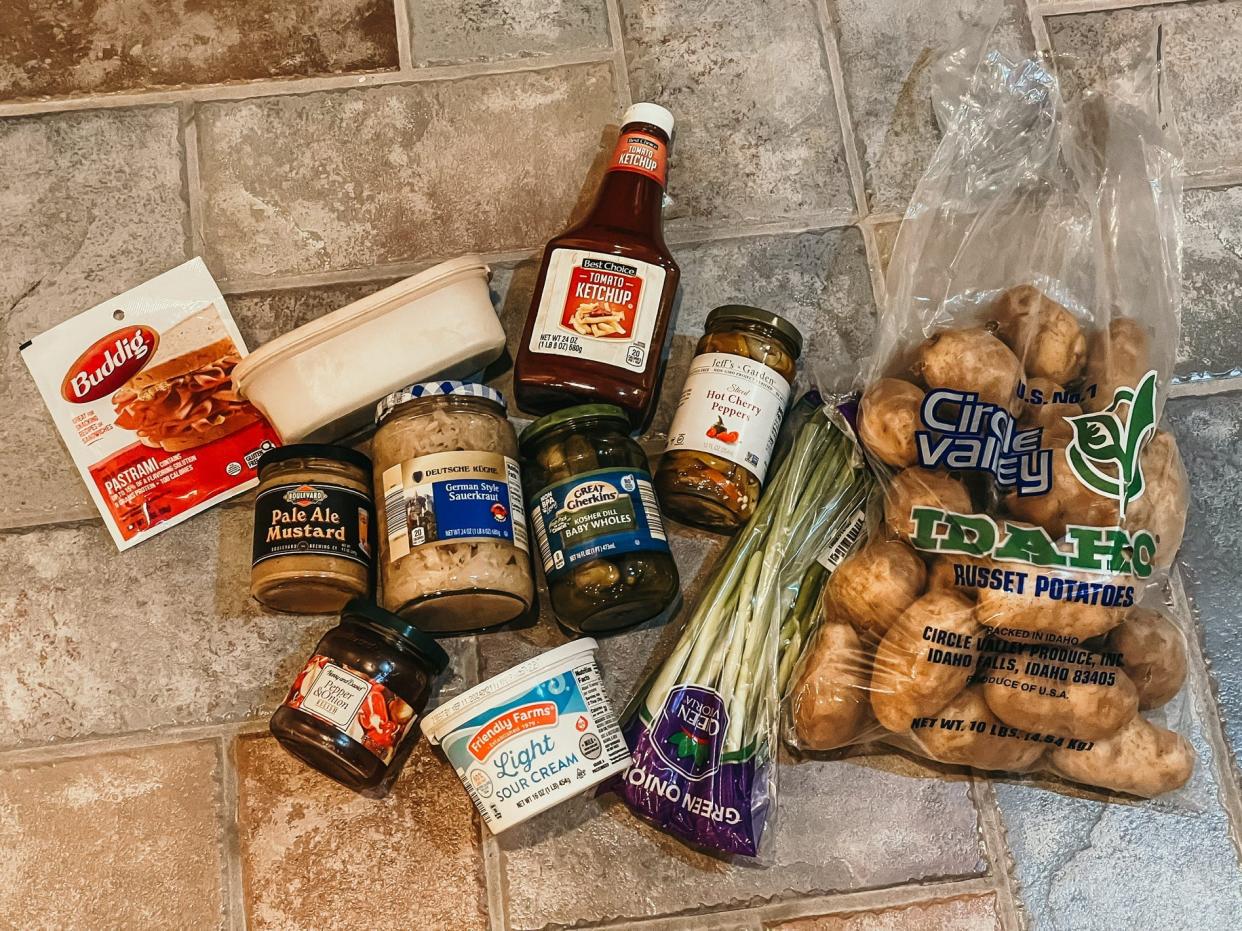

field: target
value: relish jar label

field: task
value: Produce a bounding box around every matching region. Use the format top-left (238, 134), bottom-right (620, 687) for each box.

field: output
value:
top-left (528, 249), bottom-right (667, 373)
top-left (529, 467), bottom-right (669, 581)
top-left (252, 482), bottom-right (373, 567)
top-left (285, 655), bottom-right (419, 764)
top-left (665, 352), bottom-right (791, 482)
top-left (382, 451), bottom-right (528, 563)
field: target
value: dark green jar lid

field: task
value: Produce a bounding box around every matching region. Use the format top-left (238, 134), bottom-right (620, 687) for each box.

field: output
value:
top-left (706, 304), bottom-right (803, 359)
top-left (340, 598), bottom-right (449, 674)
top-left (519, 403), bottom-right (631, 452)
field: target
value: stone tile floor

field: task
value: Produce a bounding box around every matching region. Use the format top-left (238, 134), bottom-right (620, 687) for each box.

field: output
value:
top-left (1, 1), bottom-right (1241, 929)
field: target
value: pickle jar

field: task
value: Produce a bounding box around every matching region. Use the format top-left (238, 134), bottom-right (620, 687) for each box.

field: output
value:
top-left (251, 444), bottom-right (375, 614)
top-left (519, 404), bottom-right (679, 634)
top-left (271, 598), bottom-right (449, 797)
top-left (373, 381), bottom-right (534, 633)
top-left (655, 305), bottom-right (802, 532)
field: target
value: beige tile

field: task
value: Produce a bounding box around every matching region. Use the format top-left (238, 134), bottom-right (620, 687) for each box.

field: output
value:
top-left (0, 509), bottom-right (324, 749)
top-left (409, 0), bottom-right (611, 66)
top-left (832, 0), bottom-right (1032, 213)
top-left (1, 106), bottom-right (188, 530)
top-left (618, 0), bottom-right (854, 227)
top-left (766, 894), bottom-right (1001, 931)
top-left (0, 503), bottom-right (478, 750)
top-left (0, 0), bottom-right (397, 101)
top-left (236, 734), bottom-right (487, 931)
top-left (0, 741), bottom-right (225, 929)
top-left (1049, 0), bottom-right (1242, 172)
top-left (195, 63), bottom-right (622, 282)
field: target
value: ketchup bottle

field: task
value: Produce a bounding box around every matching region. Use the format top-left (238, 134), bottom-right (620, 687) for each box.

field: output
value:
top-left (514, 103), bottom-right (679, 429)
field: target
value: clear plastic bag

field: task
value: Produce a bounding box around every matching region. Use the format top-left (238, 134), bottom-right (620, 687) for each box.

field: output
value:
top-left (785, 25), bottom-right (1198, 801)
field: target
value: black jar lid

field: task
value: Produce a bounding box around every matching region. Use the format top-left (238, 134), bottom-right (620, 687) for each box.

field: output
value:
top-left (257, 443), bottom-right (372, 474)
top-left (706, 304), bottom-right (804, 359)
top-left (341, 598), bottom-right (450, 674)
top-left (519, 403), bottom-right (631, 453)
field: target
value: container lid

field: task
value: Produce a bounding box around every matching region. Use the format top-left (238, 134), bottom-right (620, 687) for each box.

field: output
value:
top-left (420, 638), bottom-right (600, 743)
top-left (342, 598), bottom-right (450, 674)
top-left (375, 381), bottom-right (506, 426)
top-left (518, 403), bottom-right (630, 452)
top-left (622, 102), bottom-right (674, 138)
top-left (706, 304), bottom-right (804, 359)
top-left (257, 442), bottom-right (372, 474)
top-left (233, 255), bottom-right (490, 391)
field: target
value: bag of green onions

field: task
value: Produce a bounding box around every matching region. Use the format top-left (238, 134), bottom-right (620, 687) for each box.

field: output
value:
top-left (618, 397), bottom-right (871, 856)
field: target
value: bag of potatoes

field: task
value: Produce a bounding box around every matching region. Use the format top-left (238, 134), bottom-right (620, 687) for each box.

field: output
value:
top-left (785, 28), bottom-right (1199, 801)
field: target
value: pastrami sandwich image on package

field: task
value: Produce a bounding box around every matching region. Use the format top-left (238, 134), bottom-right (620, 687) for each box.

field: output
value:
top-left (21, 258), bottom-right (280, 550)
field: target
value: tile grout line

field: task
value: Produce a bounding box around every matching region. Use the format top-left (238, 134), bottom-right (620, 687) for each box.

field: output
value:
top-left (211, 212), bottom-right (861, 295)
top-left (218, 735), bottom-right (249, 931)
top-left (1170, 374), bottom-right (1242, 398)
top-left (857, 220), bottom-right (891, 315)
top-left (753, 875), bottom-right (1004, 927)
top-left (1025, 0), bottom-right (1053, 56)
top-left (182, 102), bottom-right (207, 261)
top-left (970, 778), bottom-right (1028, 931)
top-left (1185, 163), bottom-right (1242, 191)
top-left (603, 0), bottom-right (634, 109)
top-left (594, 876), bottom-right (1002, 930)
top-left (482, 831), bottom-right (509, 931)
top-left (0, 717), bottom-right (269, 767)
top-left (813, 0), bottom-right (871, 221)
top-left (1036, 0), bottom-right (1184, 16)
top-left (393, 0), bottom-right (415, 72)
top-left (471, 631), bottom-right (510, 931)
top-left (0, 49), bottom-right (618, 118)
top-left (1171, 570), bottom-right (1242, 864)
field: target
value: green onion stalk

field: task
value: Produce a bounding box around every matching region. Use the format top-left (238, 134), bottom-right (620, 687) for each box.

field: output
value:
top-left (636, 408), bottom-right (872, 753)
top-left (619, 405), bottom-right (871, 857)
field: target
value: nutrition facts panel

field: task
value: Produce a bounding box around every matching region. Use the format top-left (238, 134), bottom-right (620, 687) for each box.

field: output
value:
top-left (573, 660), bottom-right (630, 766)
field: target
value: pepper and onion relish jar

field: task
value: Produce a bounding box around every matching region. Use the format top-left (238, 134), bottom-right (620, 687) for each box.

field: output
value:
top-left (655, 305), bottom-right (802, 532)
top-left (519, 404), bottom-right (679, 634)
top-left (271, 599), bottom-right (449, 797)
top-left (251, 444), bottom-right (375, 614)
top-left (373, 381), bottom-right (534, 633)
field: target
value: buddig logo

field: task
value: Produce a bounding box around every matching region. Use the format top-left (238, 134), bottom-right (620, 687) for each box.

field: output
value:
top-left (1065, 371), bottom-right (1158, 517)
top-left (916, 390), bottom-right (1051, 495)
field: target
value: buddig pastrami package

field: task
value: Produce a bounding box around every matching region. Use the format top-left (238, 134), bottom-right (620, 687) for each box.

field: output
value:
top-left (21, 258), bottom-right (280, 549)
top-left (785, 23), bottom-right (1200, 804)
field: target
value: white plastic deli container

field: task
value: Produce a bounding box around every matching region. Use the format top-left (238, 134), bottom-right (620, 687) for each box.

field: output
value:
top-left (233, 255), bottom-right (505, 443)
top-left (421, 639), bottom-right (631, 833)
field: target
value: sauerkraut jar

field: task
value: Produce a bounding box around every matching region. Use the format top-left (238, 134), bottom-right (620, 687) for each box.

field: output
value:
top-left (373, 382), bottom-right (533, 633)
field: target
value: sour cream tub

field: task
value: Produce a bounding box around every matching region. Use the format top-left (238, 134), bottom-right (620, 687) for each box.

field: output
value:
top-left (421, 639), bottom-right (631, 833)
top-left (233, 255), bottom-right (505, 443)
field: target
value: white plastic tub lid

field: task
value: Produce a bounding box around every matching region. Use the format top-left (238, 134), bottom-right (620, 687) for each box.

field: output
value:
top-left (420, 638), bottom-right (601, 743)
top-left (233, 254), bottom-right (490, 388)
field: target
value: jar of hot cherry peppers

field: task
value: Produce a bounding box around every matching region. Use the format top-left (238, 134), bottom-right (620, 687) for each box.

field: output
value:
top-left (270, 599), bottom-right (449, 797)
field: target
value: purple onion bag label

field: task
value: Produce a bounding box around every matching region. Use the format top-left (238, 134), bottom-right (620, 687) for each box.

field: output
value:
top-left (618, 684), bottom-right (770, 857)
